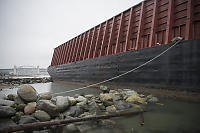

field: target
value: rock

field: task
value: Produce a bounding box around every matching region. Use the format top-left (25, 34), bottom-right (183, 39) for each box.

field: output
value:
top-left (126, 93), bottom-right (147, 104)
top-left (39, 92), bottom-right (52, 100)
top-left (14, 96), bottom-right (24, 104)
top-left (148, 97), bottom-right (159, 103)
top-left (16, 103), bottom-right (26, 111)
top-left (62, 124), bottom-right (80, 133)
top-left (7, 94), bottom-right (17, 101)
top-left (76, 96), bottom-right (88, 103)
top-left (79, 112), bottom-right (94, 118)
top-left (0, 93), bottom-right (7, 100)
top-left (100, 85), bottom-right (110, 93)
top-left (122, 89), bottom-right (136, 97)
top-left (111, 93), bottom-right (123, 101)
top-left (63, 106), bottom-right (84, 117)
top-left (106, 105), bottom-right (116, 113)
top-left (0, 99), bottom-right (14, 106)
top-left (146, 94), bottom-right (153, 99)
top-left (98, 103), bottom-right (106, 110)
top-left (85, 94), bottom-right (94, 99)
top-left (24, 102), bottom-right (36, 114)
top-left (103, 100), bottom-right (113, 107)
top-left (68, 96), bottom-right (77, 106)
top-left (34, 110), bottom-right (51, 122)
top-left (0, 119), bottom-right (17, 129)
top-left (99, 93), bottom-right (112, 102)
top-left (55, 96), bottom-right (70, 112)
top-left (83, 100), bottom-right (100, 114)
top-left (37, 100), bottom-right (58, 117)
top-left (12, 111), bottom-right (24, 122)
top-left (19, 115), bottom-right (38, 124)
top-left (114, 100), bottom-right (132, 110)
top-left (0, 106), bottom-right (16, 118)
top-left (17, 84), bottom-right (38, 102)
top-left (76, 101), bottom-right (87, 107)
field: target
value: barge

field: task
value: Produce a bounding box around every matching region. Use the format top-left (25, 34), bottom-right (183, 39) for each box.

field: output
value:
top-left (48, 0), bottom-right (200, 92)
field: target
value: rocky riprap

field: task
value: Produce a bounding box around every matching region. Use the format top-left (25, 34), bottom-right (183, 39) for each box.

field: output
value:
top-left (0, 77), bottom-right (52, 87)
top-left (0, 84), bottom-right (160, 133)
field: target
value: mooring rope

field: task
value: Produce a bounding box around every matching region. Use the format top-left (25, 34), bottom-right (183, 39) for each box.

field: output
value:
top-left (51, 37), bottom-right (183, 96)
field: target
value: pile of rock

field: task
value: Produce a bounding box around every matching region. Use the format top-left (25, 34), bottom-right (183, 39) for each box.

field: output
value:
top-left (0, 85), bottom-right (159, 133)
top-left (0, 77), bottom-right (52, 87)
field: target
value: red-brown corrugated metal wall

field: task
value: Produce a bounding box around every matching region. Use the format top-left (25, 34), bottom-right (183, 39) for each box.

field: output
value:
top-left (50, 0), bottom-right (200, 66)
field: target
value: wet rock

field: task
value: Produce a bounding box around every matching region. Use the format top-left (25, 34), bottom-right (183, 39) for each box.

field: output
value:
top-left (62, 124), bottom-right (80, 133)
top-left (37, 100), bottom-right (58, 117)
top-left (16, 103), bottom-right (26, 111)
top-left (99, 93), bottom-right (112, 102)
top-left (19, 115), bottom-right (38, 124)
top-left (114, 100), bottom-right (132, 110)
top-left (39, 92), bottom-right (52, 100)
top-left (14, 96), bottom-right (24, 104)
top-left (64, 106), bottom-right (84, 117)
top-left (106, 105), bottom-right (116, 113)
top-left (0, 118), bottom-right (17, 130)
top-left (126, 93), bottom-right (147, 104)
top-left (0, 99), bottom-right (14, 106)
top-left (0, 93), bottom-right (7, 100)
top-left (55, 96), bottom-right (70, 112)
top-left (79, 112), bottom-right (94, 118)
top-left (146, 94), bottom-right (153, 99)
top-left (0, 106), bottom-right (16, 118)
top-left (68, 96), bottom-right (77, 106)
top-left (148, 97), bottom-right (159, 103)
top-left (7, 94), bottom-right (17, 101)
top-left (24, 102), bottom-right (36, 114)
top-left (17, 84), bottom-right (38, 102)
top-left (100, 85), bottom-right (110, 93)
top-left (34, 110), bottom-right (51, 122)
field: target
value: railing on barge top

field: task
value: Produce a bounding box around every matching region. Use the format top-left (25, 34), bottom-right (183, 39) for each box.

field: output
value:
top-left (50, 0), bottom-right (200, 66)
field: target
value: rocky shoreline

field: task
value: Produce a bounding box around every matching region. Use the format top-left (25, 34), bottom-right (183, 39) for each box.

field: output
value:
top-left (0, 77), bottom-right (52, 90)
top-left (0, 85), bottom-right (160, 133)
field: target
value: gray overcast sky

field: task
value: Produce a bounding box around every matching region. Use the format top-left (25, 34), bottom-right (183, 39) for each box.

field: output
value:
top-left (0, 0), bottom-right (142, 69)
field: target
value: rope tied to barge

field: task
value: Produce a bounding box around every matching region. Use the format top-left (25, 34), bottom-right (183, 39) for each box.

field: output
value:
top-left (51, 37), bottom-right (183, 96)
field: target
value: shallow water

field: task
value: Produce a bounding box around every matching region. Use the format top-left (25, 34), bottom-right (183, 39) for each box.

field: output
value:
top-left (1, 82), bottom-right (200, 133)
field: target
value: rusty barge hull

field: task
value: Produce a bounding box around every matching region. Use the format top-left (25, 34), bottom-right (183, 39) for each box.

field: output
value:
top-left (48, 0), bottom-right (200, 92)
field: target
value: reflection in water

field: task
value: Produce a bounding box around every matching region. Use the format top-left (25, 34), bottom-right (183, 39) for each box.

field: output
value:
top-left (1, 82), bottom-right (200, 133)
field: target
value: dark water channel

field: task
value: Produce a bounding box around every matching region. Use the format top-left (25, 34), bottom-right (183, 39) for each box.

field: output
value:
top-left (1, 82), bottom-right (200, 133)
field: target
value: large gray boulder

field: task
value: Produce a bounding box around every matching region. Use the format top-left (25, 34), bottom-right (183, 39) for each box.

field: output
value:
top-left (0, 106), bottom-right (16, 118)
top-left (34, 110), bottom-right (51, 122)
top-left (17, 84), bottom-right (38, 102)
top-left (37, 100), bottom-right (58, 117)
top-left (55, 96), bottom-right (70, 112)
top-left (0, 99), bottom-right (14, 106)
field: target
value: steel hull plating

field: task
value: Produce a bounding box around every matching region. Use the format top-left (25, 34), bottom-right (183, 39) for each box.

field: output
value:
top-left (48, 38), bottom-right (200, 92)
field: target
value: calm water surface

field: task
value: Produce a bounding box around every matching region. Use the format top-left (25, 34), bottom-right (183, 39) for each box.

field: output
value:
top-left (1, 82), bottom-right (200, 133)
